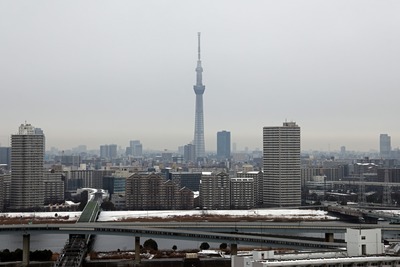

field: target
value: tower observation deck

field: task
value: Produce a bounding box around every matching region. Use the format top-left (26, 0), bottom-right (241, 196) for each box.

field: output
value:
top-left (193, 32), bottom-right (205, 159)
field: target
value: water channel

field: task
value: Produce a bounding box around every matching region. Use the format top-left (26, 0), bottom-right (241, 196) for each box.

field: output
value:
top-left (0, 234), bottom-right (222, 252)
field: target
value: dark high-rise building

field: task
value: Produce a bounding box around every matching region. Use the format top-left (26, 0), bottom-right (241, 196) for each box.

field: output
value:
top-left (263, 121), bottom-right (301, 207)
top-left (10, 123), bottom-right (45, 210)
top-left (170, 171), bottom-right (202, 191)
top-left (380, 134), bottom-right (391, 158)
top-left (0, 147), bottom-right (11, 169)
top-left (193, 32), bottom-right (206, 160)
top-left (217, 130), bottom-right (231, 159)
top-left (0, 174), bottom-right (5, 211)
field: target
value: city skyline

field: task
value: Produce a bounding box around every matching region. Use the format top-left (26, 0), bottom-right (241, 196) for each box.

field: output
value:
top-left (1, 1), bottom-right (400, 151)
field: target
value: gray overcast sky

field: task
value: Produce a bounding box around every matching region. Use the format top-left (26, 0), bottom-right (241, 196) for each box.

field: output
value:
top-left (1, 0), bottom-right (399, 152)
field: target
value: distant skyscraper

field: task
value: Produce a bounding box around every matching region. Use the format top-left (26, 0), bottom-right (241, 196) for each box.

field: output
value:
top-left (183, 143), bottom-right (196, 162)
top-left (217, 130), bottom-right (231, 159)
top-left (0, 147), bottom-right (11, 168)
top-left (263, 121), bottom-right (301, 207)
top-left (193, 32), bottom-right (206, 160)
top-left (100, 145), bottom-right (109, 159)
top-left (108, 144), bottom-right (117, 159)
top-left (10, 123), bottom-right (45, 210)
top-left (100, 144), bottom-right (117, 159)
top-left (380, 134), bottom-right (391, 158)
top-left (130, 140), bottom-right (143, 157)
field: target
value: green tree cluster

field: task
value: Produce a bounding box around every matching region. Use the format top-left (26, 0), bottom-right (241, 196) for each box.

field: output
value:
top-left (143, 239), bottom-right (158, 251)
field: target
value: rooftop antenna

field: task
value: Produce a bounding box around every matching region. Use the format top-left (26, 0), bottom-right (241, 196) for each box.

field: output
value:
top-left (197, 32), bottom-right (201, 60)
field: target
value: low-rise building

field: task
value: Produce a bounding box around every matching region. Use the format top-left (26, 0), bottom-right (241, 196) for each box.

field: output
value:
top-left (232, 228), bottom-right (392, 267)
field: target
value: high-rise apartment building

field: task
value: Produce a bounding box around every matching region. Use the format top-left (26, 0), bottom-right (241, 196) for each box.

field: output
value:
top-left (10, 123), bottom-right (45, 210)
top-left (230, 177), bottom-right (255, 209)
top-left (125, 172), bottom-right (194, 210)
top-left (43, 170), bottom-right (65, 205)
top-left (380, 134), bottom-right (391, 158)
top-left (0, 174), bottom-right (4, 211)
top-left (193, 32), bottom-right (206, 160)
top-left (237, 170), bottom-right (263, 207)
top-left (263, 122), bottom-right (301, 207)
top-left (217, 130), bottom-right (231, 159)
top-left (199, 172), bottom-right (230, 209)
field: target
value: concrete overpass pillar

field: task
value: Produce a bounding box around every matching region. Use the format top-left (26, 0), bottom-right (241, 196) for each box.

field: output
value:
top-left (134, 236), bottom-right (141, 265)
top-left (22, 234), bottom-right (30, 267)
top-left (231, 243), bottom-right (237, 256)
top-left (325, 232), bottom-right (334, 242)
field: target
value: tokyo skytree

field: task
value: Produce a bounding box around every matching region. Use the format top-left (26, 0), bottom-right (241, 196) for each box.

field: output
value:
top-left (193, 32), bottom-right (206, 159)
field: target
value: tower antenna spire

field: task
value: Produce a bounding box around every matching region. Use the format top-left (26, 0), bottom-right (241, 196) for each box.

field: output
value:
top-left (198, 32), bottom-right (201, 60)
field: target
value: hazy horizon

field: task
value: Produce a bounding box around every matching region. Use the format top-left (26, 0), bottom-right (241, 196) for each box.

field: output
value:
top-left (1, 1), bottom-right (399, 152)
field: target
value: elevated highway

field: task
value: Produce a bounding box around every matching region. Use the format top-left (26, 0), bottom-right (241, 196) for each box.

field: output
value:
top-left (0, 222), bottom-right (345, 249)
top-left (53, 200), bottom-right (101, 267)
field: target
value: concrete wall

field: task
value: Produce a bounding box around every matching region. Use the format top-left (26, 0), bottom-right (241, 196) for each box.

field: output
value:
top-left (345, 228), bottom-right (383, 256)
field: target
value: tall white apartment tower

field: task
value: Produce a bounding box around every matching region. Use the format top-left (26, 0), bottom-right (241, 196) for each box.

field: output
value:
top-left (10, 123), bottom-right (45, 210)
top-left (263, 121), bottom-right (301, 207)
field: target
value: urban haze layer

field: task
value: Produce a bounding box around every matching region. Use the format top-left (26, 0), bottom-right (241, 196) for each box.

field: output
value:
top-left (0, 33), bottom-right (399, 212)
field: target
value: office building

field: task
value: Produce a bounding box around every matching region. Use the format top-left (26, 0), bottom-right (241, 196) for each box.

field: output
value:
top-left (100, 144), bottom-right (117, 159)
top-left (129, 140), bottom-right (143, 157)
top-left (64, 169), bottom-right (114, 191)
top-left (0, 147), bottom-right (11, 169)
top-left (103, 170), bottom-right (130, 209)
top-left (380, 134), bottom-right (391, 158)
top-left (193, 32), bottom-right (206, 160)
top-left (170, 171), bottom-right (202, 191)
top-left (10, 123), bottom-right (45, 210)
top-left (263, 121), bottom-right (301, 207)
top-left (184, 144), bottom-right (196, 163)
top-left (54, 154), bottom-right (80, 167)
top-left (217, 130), bottom-right (231, 160)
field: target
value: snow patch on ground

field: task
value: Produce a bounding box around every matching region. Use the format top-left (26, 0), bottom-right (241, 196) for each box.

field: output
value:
top-left (0, 209), bottom-right (336, 222)
top-left (0, 212), bottom-right (81, 221)
top-left (97, 209), bottom-right (335, 222)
